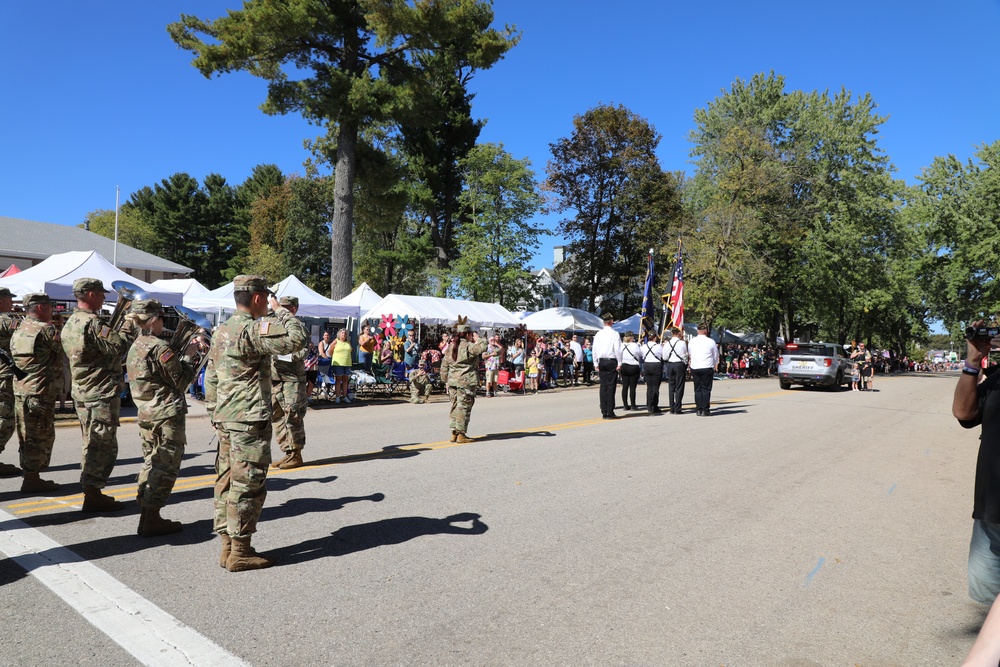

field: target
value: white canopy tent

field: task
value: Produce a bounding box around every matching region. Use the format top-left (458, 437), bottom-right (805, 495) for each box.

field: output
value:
top-left (611, 313), bottom-right (642, 334)
top-left (183, 281), bottom-right (235, 313)
top-left (270, 275), bottom-right (356, 318)
top-left (151, 278), bottom-right (211, 299)
top-left (0, 250), bottom-right (183, 305)
top-left (521, 307), bottom-right (603, 332)
top-left (360, 294), bottom-right (521, 329)
top-left (339, 282), bottom-right (383, 316)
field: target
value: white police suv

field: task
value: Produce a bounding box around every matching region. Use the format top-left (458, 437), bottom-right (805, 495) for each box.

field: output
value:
top-left (776, 342), bottom-right (852, 390)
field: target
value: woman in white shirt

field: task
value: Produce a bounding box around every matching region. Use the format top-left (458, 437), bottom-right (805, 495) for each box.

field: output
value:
top-left (620, 333), bottom-right (643, 411)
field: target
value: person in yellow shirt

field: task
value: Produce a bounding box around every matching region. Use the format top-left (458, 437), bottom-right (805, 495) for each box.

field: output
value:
top-left (526, 352), bottom-right (540, 394)
top-left (329, 328), bottom-right (353, 404)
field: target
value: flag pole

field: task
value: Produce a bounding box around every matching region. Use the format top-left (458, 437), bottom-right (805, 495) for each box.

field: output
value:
top-left (113, 185), bottom-right (120, 267)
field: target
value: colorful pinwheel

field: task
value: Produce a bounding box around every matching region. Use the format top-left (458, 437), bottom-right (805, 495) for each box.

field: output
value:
top-left (380, 313), bottom-right (396, 339)
top-left (395, 314), bottom-right (413, 339)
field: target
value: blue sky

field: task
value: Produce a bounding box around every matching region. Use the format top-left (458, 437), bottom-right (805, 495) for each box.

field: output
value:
top-left (2, 0), bottom-right (999, 273)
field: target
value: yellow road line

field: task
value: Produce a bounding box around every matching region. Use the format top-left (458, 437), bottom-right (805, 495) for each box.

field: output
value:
top-left (10, 378), bottom-right (891, 516)
top-left (7, 417), bottom-right (608, 515)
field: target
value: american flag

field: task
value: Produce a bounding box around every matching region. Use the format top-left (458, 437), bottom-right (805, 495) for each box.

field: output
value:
top-left (665, 252), bottom-right (684, 331)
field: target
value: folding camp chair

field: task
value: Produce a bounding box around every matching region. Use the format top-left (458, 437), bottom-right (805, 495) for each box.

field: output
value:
top-left (391, 362), bottom-right (410, 394)
top-left (370, 363), bottom-right (396, 396)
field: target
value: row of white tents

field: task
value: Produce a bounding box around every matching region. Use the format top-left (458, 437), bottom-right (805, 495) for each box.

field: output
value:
top-left (0, 250), bottom-right (773, 343)
top-left (0, 250), bottom-right (609, 332)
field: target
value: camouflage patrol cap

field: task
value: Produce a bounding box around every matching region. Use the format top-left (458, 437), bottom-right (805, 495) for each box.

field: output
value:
top-left (278, 295), bottom-right (299, 308)
top-left (233, 275), bottom-right (269, 293)
top-left (22, 293), bottom-right (51, 307)
top-left (0, 287), bottom-right (13, 298)
top-left (73, 277), bottom-right (107, 294)
top-left (601, 312), bottom-right (615, 322)
top-left (130, 299), bottom-right (162, 316)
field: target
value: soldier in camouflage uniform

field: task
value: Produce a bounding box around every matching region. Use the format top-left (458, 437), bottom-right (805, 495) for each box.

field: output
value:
top-left (205, 275), bottom-right (307, 572)
top-left (126, 299), bottom-right (204, 537)
top-left (440, 319), bottom-right (487, 443)
top-left (0, 287), bottom-right (21, 477)
top-left (11, 293), bottom-right (62, 493)
top-left (408, 361), bottom-right (433, 404)
top-left (270, 296), bottom-right (309, 471)
top-left (61, 277), bottom-right (138, 512)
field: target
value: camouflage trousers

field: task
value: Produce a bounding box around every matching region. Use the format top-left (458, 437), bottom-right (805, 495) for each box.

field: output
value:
top-left (15, 395), bottom-right (55, 473)
top-left (213, 421), bottom-right (272, 538)
top-left (447, 385), bottom-right (477, 433)
top-left (409, 375), bottom-right (432, 403)
top-left (271, 380), bottom-right (306, 453)
top-left (0, 377), bottom-right (15, 454)
top-left (76, 395), bottom-right (121, 488)
top-left (136, 413), bottom-right (186, 510)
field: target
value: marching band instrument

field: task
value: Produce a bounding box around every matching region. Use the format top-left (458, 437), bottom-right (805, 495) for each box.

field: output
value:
top-left (106, 280), bottom-right (151, 334)
top-left (167, 305), bottom-right (213, 376)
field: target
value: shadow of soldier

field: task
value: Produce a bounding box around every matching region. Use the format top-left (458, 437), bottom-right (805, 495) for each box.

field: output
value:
top-left (4, 517), bottom-right (220, 570)
top-left (304, 444), bottom-right (428, 467)
top-left (271, 512), bottom-right (488, 566)
top-left (472, 430), bottom-right (555, 442)
top-left (265, 492), bottom-right (385, 521)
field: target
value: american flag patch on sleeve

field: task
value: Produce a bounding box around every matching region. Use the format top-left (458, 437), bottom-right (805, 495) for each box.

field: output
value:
top-left (260, 321), bottom-right (271, 335)
top-left (159, 349), bottom-right (175, 363)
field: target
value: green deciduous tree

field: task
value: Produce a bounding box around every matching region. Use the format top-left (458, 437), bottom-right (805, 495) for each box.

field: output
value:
top-left (449, 142), bottom-right (544, 308)
top-left (168, 0), bottom-right (518, 298)
top-left (545, 103), bottom-right (681, 316)
top-left (909, 140), bottom-right (1000, 335)
top-left (685, 72), bottom-right (914, 346)
top-left (82, 207), bottom-right (158, 255)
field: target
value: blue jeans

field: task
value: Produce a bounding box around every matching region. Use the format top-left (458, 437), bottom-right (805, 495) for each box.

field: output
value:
top-left (969, 519), bottom-right (1000, 604)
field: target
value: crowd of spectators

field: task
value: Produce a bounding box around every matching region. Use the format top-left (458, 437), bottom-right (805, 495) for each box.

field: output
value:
top-left (304, 322), bottom-right (952, 402)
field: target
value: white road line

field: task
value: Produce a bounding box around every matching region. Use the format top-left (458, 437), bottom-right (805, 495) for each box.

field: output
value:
top-left (0, 508), bottom-right (249, 667)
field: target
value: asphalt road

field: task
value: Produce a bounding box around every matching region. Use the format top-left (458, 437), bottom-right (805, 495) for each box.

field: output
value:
top-left (0, 373), bottom-right (988, 666)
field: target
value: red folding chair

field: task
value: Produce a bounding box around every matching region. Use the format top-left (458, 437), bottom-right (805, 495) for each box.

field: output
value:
top-left (507, 371), bottom-right (525, 393)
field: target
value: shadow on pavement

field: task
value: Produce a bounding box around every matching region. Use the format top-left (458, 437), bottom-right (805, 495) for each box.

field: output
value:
top-left (266, 492), bottom-right (384, 521)
top-left (473, 430), bottom-right (555, 442)
top-left (306, 444), bottom-right (427, 467)
top-left (270, 512), bottom-right (488, 565)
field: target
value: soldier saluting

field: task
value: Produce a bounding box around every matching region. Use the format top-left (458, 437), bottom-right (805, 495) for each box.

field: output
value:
top-left (270, 295), bottom-right (309, 471)
top-left (205, 275), bottom-right (307, 572)
top-left (11, 293), bottom-right (62, 493)
top-left (440, 317), bottom-right (487, 443)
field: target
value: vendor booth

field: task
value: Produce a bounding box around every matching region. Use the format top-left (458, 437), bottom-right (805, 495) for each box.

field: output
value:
top-left (521, 307), bottom-right (602, 332)
top-left (339, 282), bottom-right (383, 318)
top-left (0, 250), bottom-right (182, 305)
top-left (360, 294), bottom-right (521, 329)
top-left (270, 275), bottom-right (357, 318)
top-left (151, 277), bottom-right (211, 300)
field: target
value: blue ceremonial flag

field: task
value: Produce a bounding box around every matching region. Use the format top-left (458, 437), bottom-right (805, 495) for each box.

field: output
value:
top-left (639, 251), bottom-right (655, 342)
